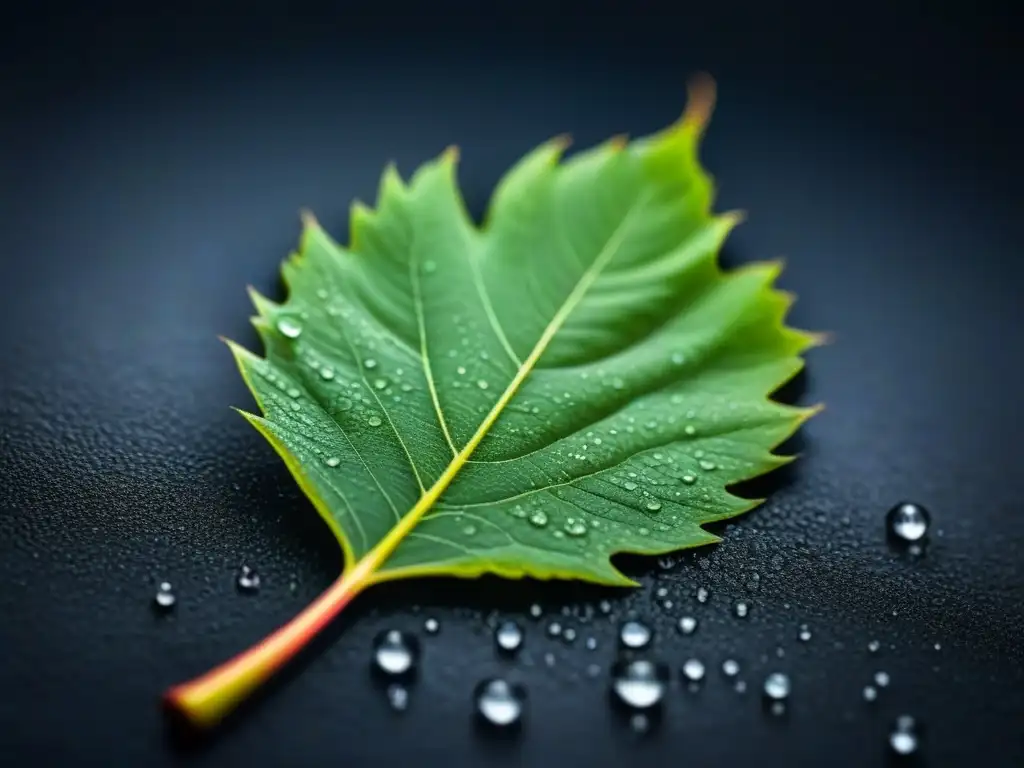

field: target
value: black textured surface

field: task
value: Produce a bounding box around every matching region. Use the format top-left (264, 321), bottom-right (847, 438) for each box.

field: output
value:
top-left (1, 3), bottom-right (1022, 766)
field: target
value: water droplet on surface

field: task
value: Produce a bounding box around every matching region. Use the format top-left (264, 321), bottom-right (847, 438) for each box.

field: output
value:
top-left (495, 621), bottom-right (523, 653)
top-left (645, 500), bottom-right (662, 512)
top-left (320, 367), bottom-right (335, 381)
top-left (763, 672), bottom-right (791, 701)
top-left (888, 715), bottom-right (920, 756)
top-left (797, 624), bottom-right (812, 642)
top-left (598, 599), bottom-right (613, 615)
top-left (277, 318), bottom-right (303, 338)
top-left (622, 480), bottom-right (638, 491)
top-left (474, 678), bottom-right (525, 728)
top-left (734, 680), bottom-right (748, 694)
top-left (373, 377), bottom-right (388, 390)
top-left (236, 565), bottom-right (260, 593)
top-left (529, 603), bottom-right (543, 618)
top-left (325, 456), bottom-right (341, 467)
top-left (462, 524), bottom-right (477, 536)
top-left (699, 459), bottom-right (716, 471)
top-left (565, 520), bottom-right (587, 537)
top-left (696, 587), bottom-right (710, 603)
top-left (611, 659), bottom-right (668, 709)
top-left (874, 671), bottom-right (890, 688)
top-left (867, 639), bottom-right (881, 653)
top-left (585, 636), bottom-right (598, 650)
top-left (734, 600), bottom-right (749, 618)
top-left (682, 474), bottom-right (696, 484)
top-left (476, 380), bottom-right (489, 390)
top-left (887, 502), bottom-right (930, 543)
top-left (367, 415), bottom-right (383, 427)
top-left (528, 511), bottom-right (548, 527)
top-left (387, 684), bottom-right (409, 712)
top-left (629, 713), bottom-right (650, 733)
top-left (562, 627), bottom-right (577, 643)
top-left (862, 685), bottom-right (878, 702)
top-left (678, 616), bottom-right (698, 635)
top-left (619, 620), bottom-right (652, 649)
top-left (423, 618), bottom-right (439, 634)
top-left (364, 358), bottom-right (378, 370)
top-left (722, 659), bottom-right (740, 677)
top-left (681, 658), bottom-right (705, 683)
top-left (153, 582), bottom-right (175, 611)
top-left (547, 621), bottom-right (562, 638)
top-left (373, 630), bottom-right (419, 677)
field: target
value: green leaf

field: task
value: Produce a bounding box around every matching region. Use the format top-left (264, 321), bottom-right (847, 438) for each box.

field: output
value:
top-left (167, 77), bottom-right (821, 728)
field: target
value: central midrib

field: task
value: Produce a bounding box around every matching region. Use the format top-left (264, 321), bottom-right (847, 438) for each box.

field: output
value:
top-left (356, 195), bottom-right (646, 582)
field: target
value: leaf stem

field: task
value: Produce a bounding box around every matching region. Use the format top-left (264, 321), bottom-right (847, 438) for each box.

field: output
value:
top-left (163, 558), bottom-right (375, 729)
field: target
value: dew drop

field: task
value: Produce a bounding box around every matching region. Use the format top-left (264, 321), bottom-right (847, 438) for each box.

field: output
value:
top-left (373, 378), bottom-right (388, 390)
top-left (671, 352), bottom-right (685, 365)
top-left (681, 658), bottom-right (705, 683)
top-left (286, 387), bottom-right (301, 398)
top-left (762, 672), bottom-right (791, 701)
top-left (529, 603), bottom-right (543, 618)
top-left (476, 380), bottom-right (489, 390)
top-left (629, 713), bottom-right (650, 733)
top-left (236, 565), bottom-right (260, 593)
top-left (474, 678), bottom-right (525, 728)
top-left (386, 683), bottom-right (409, 712)
top-left (682, 474), bottom-right (696, 485)
top-left (734, 600), bottom-right (750, 618)
top-left (684, 425), bottom-right (696, 436)
top-left (463, 524), bottom-right (477, 536)
top-left (564, 520), bottom-right (588, 537)
top-left (528, 511), bottom-right (548, 528)
top-left (598, 599), bottom-right (613, 615)
top-left (619, 620), bottom-right (652, 649)
top-left (889, 715), bottom-right (920, 756)
top-left (696, 586), bottom-right (710, 604)
top-left (887, 502), bottom-right (930, 544)
top-left (495, 620), bottom-right (523, 653)
top-left (863, 685), bottom-right (878, 702)
top-left (277, 317), bottom-right (303, 338)
top-left (797, 624), bottom-right (812, 642)
top-left (547, 621), bottom-right (562, 638)
top-left (423, 618), bottom-right (439, 635)
top-left (562, 627), bottom-right (577, 643)
top-left (867, 639), bottom-right (881, 653)
top-left (585, 636), bottom-right (598, 651)
top-left (874, 671), bottom-right (890, 688)
top-left (320, 367), bottom-right (335, 381)
top-left (645, 500), bottom-right (662, 512)
top-left (611, 659), bottom-right (668, 710)
top-left (677, 616), bottom-right (698, 635)
top-left (622, 480), bottom-right (638, 491)
top-left (722, 659), bottom-right (740, 677)
top-left (325, 456), bottom-right (341, 468)
top-left (699, 459), bottom-right (717, 471)
top-left (153, 582), bottom-right (176, 611)
top-left (367, 415), bottom-right (383, 427)
top-left (372, 630), bottom-right (420, 677)
top-left (364, 358), bottom-right (378, 370)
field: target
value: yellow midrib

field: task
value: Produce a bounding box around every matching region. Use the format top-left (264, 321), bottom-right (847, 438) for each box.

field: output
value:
top-left (353, 198), bottom-right (643, 584)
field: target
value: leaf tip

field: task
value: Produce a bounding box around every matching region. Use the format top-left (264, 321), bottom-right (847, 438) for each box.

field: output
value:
top-left (608, 133), bottom-right (630, 151)
top-left (681, 72), bottom-right (717, 132)
top-left (442, 144), bottom-right (460, 164)
top-left (299, 208), bottom-right (319, 230)
top-left (551, 133), bottom-right (573, 153)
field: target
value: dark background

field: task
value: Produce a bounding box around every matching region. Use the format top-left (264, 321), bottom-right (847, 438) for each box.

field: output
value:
top-left (1, 1), bottom-right (1021, 765)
